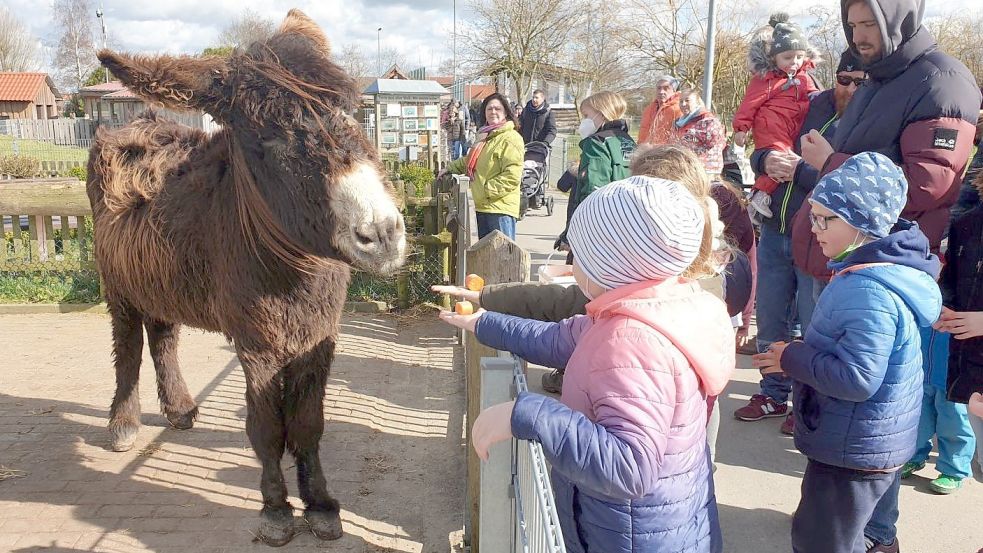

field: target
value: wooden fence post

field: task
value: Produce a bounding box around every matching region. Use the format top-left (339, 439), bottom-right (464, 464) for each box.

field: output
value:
top-left (464, 231), bottom-right (530, 553)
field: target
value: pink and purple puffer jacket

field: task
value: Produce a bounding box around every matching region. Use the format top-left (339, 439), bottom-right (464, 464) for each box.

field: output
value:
top-left (475, 278), bottom-right (735, 553)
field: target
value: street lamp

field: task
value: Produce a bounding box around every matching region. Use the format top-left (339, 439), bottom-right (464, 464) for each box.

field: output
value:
top-left (96, 5), bottom-right (109, 83)
top-left (377, 27), bottom-right (383, 76)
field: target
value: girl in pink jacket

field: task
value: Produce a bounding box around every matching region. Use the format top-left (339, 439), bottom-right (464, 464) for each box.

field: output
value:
top-left (441, 176), bottom-right (736, 553)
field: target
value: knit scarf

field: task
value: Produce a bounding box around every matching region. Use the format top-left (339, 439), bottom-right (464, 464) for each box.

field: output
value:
top-left (674, 107), bottom-right (703, 129)
top-left (466, 121), bottom-right (509, 179)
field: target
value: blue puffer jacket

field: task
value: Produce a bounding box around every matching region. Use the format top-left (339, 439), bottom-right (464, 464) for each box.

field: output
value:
top-left (781, 220), bottom-right (942, 470)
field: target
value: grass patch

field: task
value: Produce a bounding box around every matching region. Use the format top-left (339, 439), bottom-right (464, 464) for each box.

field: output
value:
top-left (0, 135), bottom-right (88, 163)
top-left (0, 270), bottom-right (101, 303)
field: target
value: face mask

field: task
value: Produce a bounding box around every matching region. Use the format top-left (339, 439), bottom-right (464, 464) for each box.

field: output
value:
top-left (578, 118), bottom-right (598, 138)
top-left (833, 230), bottom-right (866, 261)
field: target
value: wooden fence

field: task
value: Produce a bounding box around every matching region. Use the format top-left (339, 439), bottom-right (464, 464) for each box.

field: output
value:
top-left (0, 175), bottom-right (461, 308)
top-left (458, 225), bottom-right (532, 553)
top-left (0, 178), bottom-right (95, 272)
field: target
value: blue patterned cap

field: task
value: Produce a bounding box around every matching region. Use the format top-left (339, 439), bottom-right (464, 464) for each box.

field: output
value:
top-left (810, 152), bottom-right (908, 239)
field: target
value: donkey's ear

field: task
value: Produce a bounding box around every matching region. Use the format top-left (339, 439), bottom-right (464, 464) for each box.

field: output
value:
top-left (276, 9), bottom-right (331, 57)
top-left (97, 49), bottom-right (227, 112)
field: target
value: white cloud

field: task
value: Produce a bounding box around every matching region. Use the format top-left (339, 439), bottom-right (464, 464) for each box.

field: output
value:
top-left (10, 0), bottom-right (981, 83)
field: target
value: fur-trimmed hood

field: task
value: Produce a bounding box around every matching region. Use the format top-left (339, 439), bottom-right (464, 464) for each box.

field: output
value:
top-left (747, 17), bottom-right (821, 77)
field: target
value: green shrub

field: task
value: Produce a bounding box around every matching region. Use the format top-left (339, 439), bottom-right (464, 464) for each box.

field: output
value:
top-left (0, 154), bottom-right (42, 178)
top-left (398, 164), bottom-right (435, 197)
top-left (63, 165), bottom-right (87, 181)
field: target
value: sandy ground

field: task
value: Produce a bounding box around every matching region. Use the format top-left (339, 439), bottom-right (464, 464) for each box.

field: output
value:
top-left (0, 312), bottom-right (465, 553)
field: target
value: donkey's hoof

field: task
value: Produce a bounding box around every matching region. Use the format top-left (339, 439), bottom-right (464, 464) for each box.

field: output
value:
top-left (165, 410), bottom-right (196, 430)
top-left (305, 510), bottom-right (343, 541)
top-left (109, 426), bottom-right (139, 452)
top-left (255, 515), bottom-right (296, 547)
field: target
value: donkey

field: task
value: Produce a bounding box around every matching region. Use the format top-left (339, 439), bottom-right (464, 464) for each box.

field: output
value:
top-left (86, 10), bottom-right (406, 546)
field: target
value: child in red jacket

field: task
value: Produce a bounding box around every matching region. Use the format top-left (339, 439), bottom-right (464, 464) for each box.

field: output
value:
top-left (732, 13), bottom-right (820, 220)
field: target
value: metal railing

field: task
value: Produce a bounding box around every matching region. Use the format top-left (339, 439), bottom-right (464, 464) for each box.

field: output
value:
top-left (479, 354), bottom-right (565, 553)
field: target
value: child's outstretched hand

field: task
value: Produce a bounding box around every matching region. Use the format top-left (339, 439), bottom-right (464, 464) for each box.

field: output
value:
top-left (968, 392), bottom-right (983, 418)
top-left (431, 284), bottom-right (480, 305)
top-left (472, 400), bottom-right (516, 461)
top-left (438, 307), bottom-right (485, 333)
top-left (934, 308), bottom-right (983, 340)
top-left (733, 131), bottom-right (747, 147)
top-left (752, 341), bottom-right (789, 375)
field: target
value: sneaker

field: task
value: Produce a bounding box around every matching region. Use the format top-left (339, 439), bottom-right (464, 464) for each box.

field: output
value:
top-left (780, 414), bottom-right (795, 435)
top-left (748, 189), bottom-right (773, 218)
top-left (867, 538), bottom-right (900, 553)
top-left (541, 370), bottom-right (563, 394)
top-left (734, 394), bottom-right (788, 421)
top-left (900, 460), bottom-right (925, 479)
top-left (928, 474), bottom-right (963, 494)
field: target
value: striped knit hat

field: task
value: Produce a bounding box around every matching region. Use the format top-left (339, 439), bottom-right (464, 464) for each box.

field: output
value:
top-left (567, 176), bottom-right (705, 290)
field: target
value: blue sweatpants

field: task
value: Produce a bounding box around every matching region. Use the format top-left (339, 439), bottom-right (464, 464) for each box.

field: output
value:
top-left (792, 459), bottom-right (896, 553)
top-left (910, 383), bottom-right (977, 478)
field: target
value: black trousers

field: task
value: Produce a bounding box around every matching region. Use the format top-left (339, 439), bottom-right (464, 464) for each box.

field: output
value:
top-left (791, 459), bottom-right (897, 553)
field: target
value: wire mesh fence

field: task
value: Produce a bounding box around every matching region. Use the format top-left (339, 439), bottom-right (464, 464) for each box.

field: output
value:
top-left (0, 214), bottom-right (100, 303)
top-left (0, 120), bottom-right (91, 177)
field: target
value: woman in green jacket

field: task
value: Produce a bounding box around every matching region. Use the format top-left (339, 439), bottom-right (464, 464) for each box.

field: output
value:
top-left (443, 93), bottom-right (524, 239)
top-left (557, 91), bottom-right (637, 251)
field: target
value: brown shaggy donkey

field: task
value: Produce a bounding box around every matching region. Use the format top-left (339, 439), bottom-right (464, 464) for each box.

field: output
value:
top-left (86, 10), bottom-right (406, 546)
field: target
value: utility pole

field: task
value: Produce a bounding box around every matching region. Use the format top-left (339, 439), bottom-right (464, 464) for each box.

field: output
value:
top-left (453, 0), bottom-right (457, 102)
top-left (96, 4), bottom-right (109, 83)
top-left (377, 27), bottom-right (383, 76)
top-left (701, 0), bottom-right (717, 109)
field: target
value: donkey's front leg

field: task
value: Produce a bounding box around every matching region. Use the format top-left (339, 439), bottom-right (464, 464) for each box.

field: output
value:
top-left (238, 347), bottom-right (295, 547)
top-left (284, 338), bottom-right (341, 541)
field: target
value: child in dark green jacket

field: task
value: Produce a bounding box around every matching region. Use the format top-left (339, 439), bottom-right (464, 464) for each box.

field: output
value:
top-left (556, 91), bottom-right (637, 251)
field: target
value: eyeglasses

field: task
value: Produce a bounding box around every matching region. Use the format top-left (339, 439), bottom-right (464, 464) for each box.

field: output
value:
top-left (836, 75), bottom-right (868, 87)
top-left (809, 212), bottom-right (840, 231)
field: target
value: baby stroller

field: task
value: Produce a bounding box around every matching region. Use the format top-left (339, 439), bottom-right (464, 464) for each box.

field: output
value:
top-left (519, 141), bottom-right (555, 218)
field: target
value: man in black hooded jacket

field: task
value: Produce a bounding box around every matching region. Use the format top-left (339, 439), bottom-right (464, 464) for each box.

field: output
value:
top-left (518, 89), bottom-right (557, 145)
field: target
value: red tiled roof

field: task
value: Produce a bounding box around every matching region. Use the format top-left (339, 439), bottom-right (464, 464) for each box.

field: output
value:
top-left (79, 80), bottom-right (126, 95)
top-left (102, 88), bottom-right (141, 100)
top-left (0, 73), bottom-right (51, 102)
top-left (429, 76), bottom-right (453, 86)
top-left (465, 84), bottom-right (496, 101)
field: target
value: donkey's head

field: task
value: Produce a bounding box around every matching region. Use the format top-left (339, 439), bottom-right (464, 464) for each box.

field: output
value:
top-left (97, 10), bottom-right (405, 275)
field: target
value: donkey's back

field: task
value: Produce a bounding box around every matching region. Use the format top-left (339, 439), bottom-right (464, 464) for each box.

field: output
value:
top-left (87, 111), bottom-right (226, 330)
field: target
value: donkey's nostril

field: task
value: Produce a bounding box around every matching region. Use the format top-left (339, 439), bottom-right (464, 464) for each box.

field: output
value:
top-left (354, 224), bottom-right (376, 246)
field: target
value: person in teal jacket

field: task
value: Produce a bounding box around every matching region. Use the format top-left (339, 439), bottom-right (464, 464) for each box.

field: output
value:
top-left (556, 91), bottom-right (636, 251)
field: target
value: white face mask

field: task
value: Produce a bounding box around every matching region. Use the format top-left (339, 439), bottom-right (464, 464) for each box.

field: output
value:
top-left (578, 118), bottom-right (598, 138)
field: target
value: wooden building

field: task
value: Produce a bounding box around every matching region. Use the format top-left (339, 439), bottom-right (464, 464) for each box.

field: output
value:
top-left (0, 73), bottom-right (60, 120)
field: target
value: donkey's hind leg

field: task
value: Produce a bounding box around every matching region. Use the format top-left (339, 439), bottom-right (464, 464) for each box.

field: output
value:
top-left (107, 300), bottom-right (144, 452)
top-left (284, 338), bottom-right (342, 541)
top-left (145, 319), bottom-right (198, 430)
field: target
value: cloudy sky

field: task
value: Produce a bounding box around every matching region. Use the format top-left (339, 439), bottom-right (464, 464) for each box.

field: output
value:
top-left (9, 0), bottom-right (978, 79)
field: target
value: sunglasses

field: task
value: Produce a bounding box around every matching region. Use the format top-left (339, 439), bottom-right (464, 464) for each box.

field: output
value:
top-left (809, 212), bottom-right (840, 231)
top-left (836, 75), bottom-right (868, 87)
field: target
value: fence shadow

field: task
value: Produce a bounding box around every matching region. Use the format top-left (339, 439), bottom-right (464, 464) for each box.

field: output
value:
top-left (0, 315), bottom-right (465, 552)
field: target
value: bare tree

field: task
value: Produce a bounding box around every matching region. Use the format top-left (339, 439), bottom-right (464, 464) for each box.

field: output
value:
top-left (561, 0), bottom-right (633, 115)
top-left (336, 43), bottom-right (372, 78)
top-left (217, 9), bottom-right (276, 49)
top-left (379, 47), bottom-right (407, 75)
top-left (52, 0), bottom-right (98, 92)
top-left (927, 11), bottom-right (983, 86)
top-left (0, 7), bottom-right (41, 72)
top-left (462, 0), bottom-right (583, 101)
top-left (806, 6), bottom-right (847, 88)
